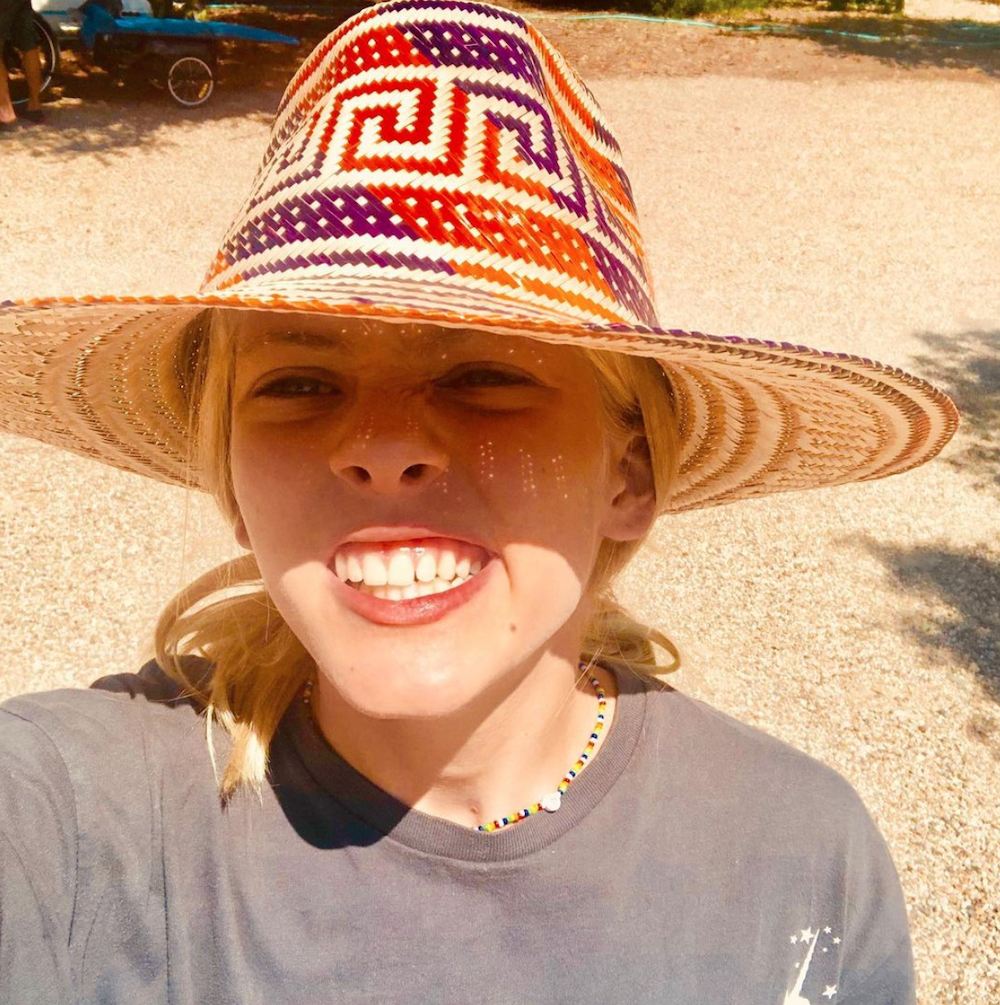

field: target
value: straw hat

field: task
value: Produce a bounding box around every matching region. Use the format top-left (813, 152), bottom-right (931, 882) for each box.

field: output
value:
top-left (0, 0), bottom-right (957, 512)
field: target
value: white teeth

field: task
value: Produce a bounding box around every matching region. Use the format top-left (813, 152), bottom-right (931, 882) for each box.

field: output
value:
top-left (334, 542), bottom-right (488, 598)
top-left (346, 554), bottom-right (364, 583)
top-left (437, 549), bottom-right (456, 581)
top-left (362, 552), bottom-right (388, 587)
top-left (387, 552), bottom-right (415, 587)
top-left (415, 550), bottom-right (437, 583)
top-left (334, 552), bottom-right (348, 581)
top-left (354, 574), bottom-right (475, 600)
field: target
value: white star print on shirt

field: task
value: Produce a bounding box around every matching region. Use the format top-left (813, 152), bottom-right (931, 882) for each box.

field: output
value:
top-left (782, 925), bottom-right (843, 1004)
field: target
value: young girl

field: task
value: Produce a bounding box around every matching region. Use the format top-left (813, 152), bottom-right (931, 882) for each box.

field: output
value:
top-left (0, 2), bottom-right (957, 1002)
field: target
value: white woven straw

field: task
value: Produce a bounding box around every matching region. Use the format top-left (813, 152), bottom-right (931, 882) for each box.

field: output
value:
top-left (0, 0), bottom-right (958, 512)
top-left (0, 300), bottom-right (957, 513)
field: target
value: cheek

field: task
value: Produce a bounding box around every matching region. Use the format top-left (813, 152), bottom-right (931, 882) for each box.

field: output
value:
top-left (230, 430), bottom-right (323, 570)
top-left (470, 417), bottom-right (609, 564)
top-left (502, 541), bottom-right (587, 640)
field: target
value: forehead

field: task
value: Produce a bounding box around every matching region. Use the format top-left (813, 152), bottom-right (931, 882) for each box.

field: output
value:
top-left (232, 315), bottom-right (564, 368)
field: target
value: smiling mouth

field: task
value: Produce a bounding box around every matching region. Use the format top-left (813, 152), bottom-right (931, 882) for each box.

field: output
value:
top-left (330, 538), bottom-right (490, 602)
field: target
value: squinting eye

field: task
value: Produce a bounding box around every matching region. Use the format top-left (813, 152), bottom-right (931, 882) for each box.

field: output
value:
top-left (438, 367), bottom-right (537, 389)
top-left (253, 375), bottom-right (340, 398)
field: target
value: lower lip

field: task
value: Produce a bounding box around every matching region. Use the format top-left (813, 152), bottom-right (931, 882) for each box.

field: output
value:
top-left (329, 559), bottom-right (497, 626)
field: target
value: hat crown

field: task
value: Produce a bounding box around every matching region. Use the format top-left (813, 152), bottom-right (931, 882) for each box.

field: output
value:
top-left (201, 0), bottom-right (659, 330)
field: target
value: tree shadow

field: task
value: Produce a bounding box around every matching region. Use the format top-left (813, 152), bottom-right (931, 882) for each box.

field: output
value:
top-left (853, 328), bottom-right (1000, 743)
top-left (861, 540), bottom-right (1000, 738)
top-left (776, 13), bottom-right (1000, 78)
top-left (910, 329), bottom-right (1000, 495)
top-left (8, 71), bottom-right (279, 159)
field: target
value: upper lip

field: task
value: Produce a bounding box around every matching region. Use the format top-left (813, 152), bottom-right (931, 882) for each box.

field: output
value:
top-left (329, 525), bottom-right (496, 557)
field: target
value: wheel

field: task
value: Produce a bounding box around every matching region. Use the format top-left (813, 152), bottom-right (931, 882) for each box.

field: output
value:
top-left (3, 13), bottom-right (59, 108)
top-left (166, 55), bottom-right (213, 108)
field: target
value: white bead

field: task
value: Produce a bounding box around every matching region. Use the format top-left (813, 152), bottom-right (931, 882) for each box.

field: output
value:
top-left (541, 792), bottom-right (562, 813)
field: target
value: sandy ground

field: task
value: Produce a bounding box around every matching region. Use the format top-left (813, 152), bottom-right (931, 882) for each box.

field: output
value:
top-left (2, 6), bottom-right (999, 1002)
top-left (909, 0), bottom-right (1000, 20)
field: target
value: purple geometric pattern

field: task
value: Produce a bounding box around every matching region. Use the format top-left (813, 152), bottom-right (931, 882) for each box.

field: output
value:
top-left (402, 21), bottom-right (545, 91)
top-left (583, 234), bottom-right (657, 327)
top-left (202, 0), bottom-right (660, 330)
top-left (225, 185), bottom-right (420, 268)
top-left (380, 0), bottom-right (525, 28)
top-left (239, 248), bottom-right (456, 281)
top-left (456, 79), bottom-right (559, 174)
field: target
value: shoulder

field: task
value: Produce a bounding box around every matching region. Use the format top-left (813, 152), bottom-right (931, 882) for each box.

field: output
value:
top-left (0, 659), bottom-right (214, 797)
top-left (637, 683), bottom-right (914, 996)
top-left (640, 683), bottom-right (880, 838)
top-left (2, 657), bottom-right (208, 724)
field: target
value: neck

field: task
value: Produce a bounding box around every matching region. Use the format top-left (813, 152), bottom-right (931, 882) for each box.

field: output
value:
top-left (309, 653), bottom-right (617, 829)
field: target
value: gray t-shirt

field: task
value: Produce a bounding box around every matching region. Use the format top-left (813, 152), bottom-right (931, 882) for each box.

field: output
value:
top-left (0, 662), bottom-right (914, 1004)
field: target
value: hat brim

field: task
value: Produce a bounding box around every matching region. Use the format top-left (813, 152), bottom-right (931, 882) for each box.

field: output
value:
top-left (0, 292), bottom-right (959, 513)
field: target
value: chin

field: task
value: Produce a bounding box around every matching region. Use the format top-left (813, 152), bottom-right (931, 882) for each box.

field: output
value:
top-left (315, 646), bottom-right (502, 721)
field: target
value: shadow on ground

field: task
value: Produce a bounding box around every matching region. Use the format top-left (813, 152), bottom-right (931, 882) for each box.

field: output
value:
top-left (4, 7), bottom-right (363, 157)
top-left (910, 329), bottom-right (1000, 494)
top-left (10, 72), bottom-right (277, 158)
top-left (863, 541), bottom-right (1000, 720)
top-left (857, 329), bottom-right (1000, 714)
top-left (765, 13), bottom-right (1000, 78)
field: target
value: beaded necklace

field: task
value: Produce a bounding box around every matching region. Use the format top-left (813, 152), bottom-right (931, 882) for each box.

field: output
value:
top-left (301, 661), bottom-right (608, 833)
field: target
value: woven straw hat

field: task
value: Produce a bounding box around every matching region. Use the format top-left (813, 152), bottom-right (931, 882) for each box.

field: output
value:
top-left (0, 0), bottom-right (957, 513)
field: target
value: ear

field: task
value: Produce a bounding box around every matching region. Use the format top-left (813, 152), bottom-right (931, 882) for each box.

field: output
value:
top-left (600, 433), bottom-right (658, 543)
top-left (234, 510), bottom-right (252, 551)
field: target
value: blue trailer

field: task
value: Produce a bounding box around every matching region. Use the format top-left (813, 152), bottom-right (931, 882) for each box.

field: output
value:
top-left (2, 1), bottom-right (299, 108)
top-left (77, 0), bottom-right (299, 106)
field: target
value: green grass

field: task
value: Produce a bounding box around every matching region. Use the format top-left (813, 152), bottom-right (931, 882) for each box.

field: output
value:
top-left (541, 0), bottom-right (906, 21)
top-left (610, 0), bottom-right (768, 15)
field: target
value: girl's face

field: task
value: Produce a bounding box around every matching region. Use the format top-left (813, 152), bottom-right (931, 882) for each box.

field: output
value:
top-left (229, 317), bottom-right (654, 718)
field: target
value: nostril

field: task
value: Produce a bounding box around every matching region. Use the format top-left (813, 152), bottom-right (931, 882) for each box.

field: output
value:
top-left (402, 463), bottom-right (432, 483)
top-left (333, 460), bottom-right (443, 490)
top-left (343, 465), bottom-right (372, 485)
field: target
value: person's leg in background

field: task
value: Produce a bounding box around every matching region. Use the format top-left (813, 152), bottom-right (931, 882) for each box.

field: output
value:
top-left (0, 1), bottom-right (45, 125)
top-left (0, 1), bottom-right (19, 125)
top-left (0, 62), bottom-right (16, 125)
top-left (21, 45), bottom-right (43, 114)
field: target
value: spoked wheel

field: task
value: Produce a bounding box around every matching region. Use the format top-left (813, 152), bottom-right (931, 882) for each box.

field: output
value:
top-left (3, 14), bottom-right (59, 108)
top-left (167, 55), bottom-right (214, 108)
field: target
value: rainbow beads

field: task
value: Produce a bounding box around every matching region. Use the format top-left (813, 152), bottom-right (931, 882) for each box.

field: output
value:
top-left (476, 665), bottom-right (607, 833)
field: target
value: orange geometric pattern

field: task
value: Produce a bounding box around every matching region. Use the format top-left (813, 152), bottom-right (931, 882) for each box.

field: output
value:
top-left (202, 0), bottom-right (659, 328)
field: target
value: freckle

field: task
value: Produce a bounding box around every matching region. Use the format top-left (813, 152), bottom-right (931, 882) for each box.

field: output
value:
top-left (509, 623), bottom-right (517, 633)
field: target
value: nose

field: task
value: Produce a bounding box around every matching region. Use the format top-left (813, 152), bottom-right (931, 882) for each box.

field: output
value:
top-left (327, 403), bottom-right (449, 495)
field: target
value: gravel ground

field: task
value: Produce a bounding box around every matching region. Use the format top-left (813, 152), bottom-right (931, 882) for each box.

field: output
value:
top-left (2, 9), bottom-right (999, 1002)
top-left (909, 0), bottom-right (1000, 20)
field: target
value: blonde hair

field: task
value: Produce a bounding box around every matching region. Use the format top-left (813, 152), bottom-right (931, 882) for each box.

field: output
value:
top-left (155, 311), bottom-right (681, 797)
